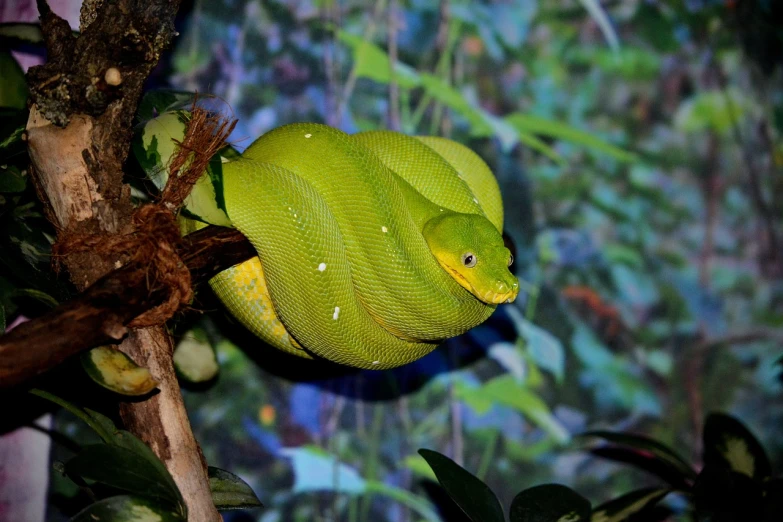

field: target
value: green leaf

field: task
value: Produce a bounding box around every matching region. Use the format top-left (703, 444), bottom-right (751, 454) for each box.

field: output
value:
top-left (516, 131), bottom-right (565, 164)
top-left (418, 449), bottom-right (505, 522)
top-left (506, 307), bottom-right (565, 382)
top-left (69, 495), bottom-right (185, 522)
top-left (0, 52), bottom-right (28, 109)
top-left (13, 287), bottom-right (59, 307)
top-left (135, 111), bottom-right (230, 226)
top-left (505, 113), bottom-right (637, 163)
top-left (29, 388), bottom-right (116, 443)
top-left (0, 23), bottom-right (44, 46)
top-left (336, 30), bottom-right (421, 89)
top-left (365, 480), bottom-right (442, 522)
top-left (84, 408), bottom-right (119, 439)
top-left (402, 454), bottom-right (438, 481)
top-left (181, 157), bottom-right (231, 226)
top-left (173, 330), bottom-right (219, 383)
top-left (108, 430), bottom-right (184, 512)
top-left (419, 73), bottom-right (493, 136)
top-left (674, 89), bottom-right (756, 135)
top-left (81, 346), bottom-right (158, 396)
top-left (66, 445), bottom-right (183, 509)
top-left (510, 484), bottom-right (591, 522)
top-left (579, 431), bottom-right (695, 480)
top-left (208, 466), bottom-right (263, 511)
top-left (480, 375), bottom-right (570, 443)
top-left (136, 111), bottom-right (187, 190)
top-left (591, 488), bottom-right (669, 522)
top-left (703, 413), bottom-right (771, 480)
top-left (137, 90), bottom-right (194, 124)
top-left (0, 124), bottom-right (26, 163)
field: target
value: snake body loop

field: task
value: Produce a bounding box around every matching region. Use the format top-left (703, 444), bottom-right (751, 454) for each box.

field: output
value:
top-left (209, 123), bottom-right (517, 369)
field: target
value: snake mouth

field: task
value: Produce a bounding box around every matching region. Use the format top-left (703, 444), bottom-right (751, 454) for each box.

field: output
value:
top-left (439, 262), bottom-right (518, 305)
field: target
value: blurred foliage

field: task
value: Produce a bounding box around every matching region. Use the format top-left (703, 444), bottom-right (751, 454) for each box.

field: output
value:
top-left (2, 0), bottom-right (783, 521)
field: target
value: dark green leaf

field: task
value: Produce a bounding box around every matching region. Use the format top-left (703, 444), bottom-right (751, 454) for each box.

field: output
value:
top-left (65, 445), bottom-right (183, 509)
top-left (0, 52), bottom-right (27, 109)
top-left (693, 465), bottom-right (764, 522)
top-left (136, 90), bottom-right (194, 124)
top-left (591, 488), bottom-right (669, 522)
top-left (418, 449), bottom-right (505, 522)
top-left (109, 431), bottom-right (185, 512)
top-left (69, 495), bottom-right (185, 522)
top-left (509, 484), bottom-right (591, 522)
top-left (703, 413), bottom-right (771, 480)
top-left (579, 431), bottom-right (695, 479)
top-left (12, 287), bottom-right (58, 307)
top-left (208, 466), bottom-right (263, 511)
top-left (0, 23), bottom-right (44, 46)
top-left (0, 124), bottom-right (26, 162)
top-left (29, 389), bottom-right (116, 443)
top-left (83, 408), bottom-right (119, 439)
top-left (0, 302), bottom-right (5, 332)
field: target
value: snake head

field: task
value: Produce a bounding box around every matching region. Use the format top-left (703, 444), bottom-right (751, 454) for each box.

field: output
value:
top-left (423, 212), bottom-right (519, 305)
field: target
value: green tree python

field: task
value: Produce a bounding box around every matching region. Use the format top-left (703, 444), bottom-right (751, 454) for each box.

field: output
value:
top-left (180, 122), bottom-right (518, 369)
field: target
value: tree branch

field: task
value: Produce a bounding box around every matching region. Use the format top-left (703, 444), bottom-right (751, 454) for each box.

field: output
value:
top-left (21, 0), bottom-right (226, 518)
top-left (0, 226), bottom-right (254, 389)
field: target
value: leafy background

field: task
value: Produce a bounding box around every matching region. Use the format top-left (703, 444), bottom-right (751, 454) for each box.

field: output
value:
top-left (3, 0), bottom-right (783, 521)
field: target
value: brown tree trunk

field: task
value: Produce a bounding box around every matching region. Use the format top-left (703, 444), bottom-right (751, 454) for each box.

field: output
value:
top-left (25, 1), bottom-right (221, 519)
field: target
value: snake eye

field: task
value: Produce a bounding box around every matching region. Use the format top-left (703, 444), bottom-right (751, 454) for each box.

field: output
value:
top-left (508, 254), bottom-right (514, 267)
top-left (462, 253), bottom-right (477, 268)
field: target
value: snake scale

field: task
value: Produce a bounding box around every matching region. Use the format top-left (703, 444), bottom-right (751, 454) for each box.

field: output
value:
top-left (207, 123), bottom-right (518, 369)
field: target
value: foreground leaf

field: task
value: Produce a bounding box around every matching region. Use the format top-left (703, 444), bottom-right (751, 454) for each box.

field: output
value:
top-left (66, 445), bottom-right (183, 509)
top-left (69, 495), bottom-right (184, 522)
top-left (81, 346), bottom-right (158, 396)
top-left (137, 89), bottom-right (195, 124)
top-left (579, 431), bottom-right (695, 480)
top-left (418, 449), bottom-right (505, 522)
top-left (703, 413), bottom-right (771, 480)
top-left (510, 484), bottom-right (591, 522)
top-left (0, 164), bottom-right (26, 193)
top-left (208, 467), bottom-right (263, 511)
top-left (693, 465), bottom-right (764, 522)
top-left (0, 52), bottom-right (27, 110)
top-left (591, 488), bottom-right (669, 522)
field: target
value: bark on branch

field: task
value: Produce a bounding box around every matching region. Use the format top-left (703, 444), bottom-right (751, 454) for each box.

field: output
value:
top-left (18, 0), bottom-right (227, 519)
top-left (0, 226), bottom-right (254, 389)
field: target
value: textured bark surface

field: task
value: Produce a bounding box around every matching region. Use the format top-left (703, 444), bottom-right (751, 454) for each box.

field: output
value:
top-left (21, 0), bottom-right (222, 519)
top-left (0, 226), bottom-right (253, 389)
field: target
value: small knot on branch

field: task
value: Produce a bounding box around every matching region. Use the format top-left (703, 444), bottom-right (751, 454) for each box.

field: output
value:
top-left (52, 104), bottom-right (237, 328)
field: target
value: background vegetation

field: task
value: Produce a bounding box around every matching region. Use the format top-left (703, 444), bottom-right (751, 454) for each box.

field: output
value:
top-left (2, 0), bottom-right (782, 520)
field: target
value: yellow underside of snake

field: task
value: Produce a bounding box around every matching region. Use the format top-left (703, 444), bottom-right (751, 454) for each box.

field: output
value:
top-left (208, 123), bottom-right (518, 369)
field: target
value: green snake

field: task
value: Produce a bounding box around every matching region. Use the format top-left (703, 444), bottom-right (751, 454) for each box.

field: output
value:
top-left (203, 123), bottom-right (518, 369)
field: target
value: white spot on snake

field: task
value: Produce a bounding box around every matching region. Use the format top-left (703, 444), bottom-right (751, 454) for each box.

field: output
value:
top-left (439, 208), bottom-right (444, 212)
top-left (372, 360), bottom-right (379, 365)
top-left (305, 133), bottom-right (312, 138)
top-left (333, 306), bottom-right (340, 320)
top-left (381, 226), bottom-right (388, 233)
top-left (473, 198), bottom-right (478, 203)
top-left (318, 262), bottom-right (327, 272)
